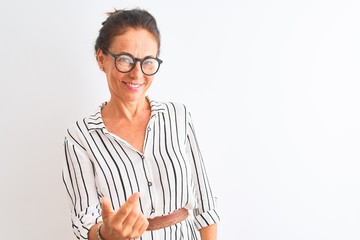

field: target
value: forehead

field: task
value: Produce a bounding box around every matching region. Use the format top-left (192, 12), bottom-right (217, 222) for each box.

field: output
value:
top-left (109, 28), bottom-right (158, 54)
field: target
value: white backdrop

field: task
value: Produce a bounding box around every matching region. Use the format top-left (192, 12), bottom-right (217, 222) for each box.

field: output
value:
top-left (1, 0), bottom-right (359, 239)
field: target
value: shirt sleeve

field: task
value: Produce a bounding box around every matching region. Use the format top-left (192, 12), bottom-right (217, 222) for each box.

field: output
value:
top-left (62, 125), bottom-right (102, 240)
top-left (185, 111), bottom-right (220, 230)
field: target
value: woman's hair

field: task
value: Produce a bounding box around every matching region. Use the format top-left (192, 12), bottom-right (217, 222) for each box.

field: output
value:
top-left (95, 8), bottom-right (161, 58)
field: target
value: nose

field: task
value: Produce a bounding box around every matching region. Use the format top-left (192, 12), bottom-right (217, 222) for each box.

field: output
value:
top-left (129, 61), bottom-right (143, 79)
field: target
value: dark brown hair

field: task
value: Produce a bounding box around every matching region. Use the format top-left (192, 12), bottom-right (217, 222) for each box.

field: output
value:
top-left (95, 8), bottom-right (161, 58)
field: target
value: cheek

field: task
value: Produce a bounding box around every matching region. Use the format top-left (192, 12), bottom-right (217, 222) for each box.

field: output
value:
top-left (145, 76), bottom-right (154, 86)
top-left (107, 71), bottom-right (125, 87)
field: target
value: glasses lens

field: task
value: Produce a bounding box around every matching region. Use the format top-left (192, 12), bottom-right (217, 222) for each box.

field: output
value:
top-left (116, 55), bottom-right (134, 72)
top-left (141, 58), bottom-right (160, 75)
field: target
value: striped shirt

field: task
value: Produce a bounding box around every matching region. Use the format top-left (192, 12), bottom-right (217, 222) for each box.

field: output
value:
top-left (62, 99), bottom-right (220, 240)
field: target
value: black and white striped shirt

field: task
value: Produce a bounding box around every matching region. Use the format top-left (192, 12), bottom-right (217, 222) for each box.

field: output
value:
top-left (62, 99), bottom-right (220, 240)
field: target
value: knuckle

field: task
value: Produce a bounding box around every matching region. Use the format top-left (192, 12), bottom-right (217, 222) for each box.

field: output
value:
top-left (119, 206), bottom-right (131, 215)
top-left (122, 228), bottom-right (132, 237)
top-left (129, 210), bottom-right (140, 219)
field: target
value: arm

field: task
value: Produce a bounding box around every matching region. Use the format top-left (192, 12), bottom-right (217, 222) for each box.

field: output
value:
top-left (185, 111), bottom-right (220, 236)
top-left (88, 222), bottom-right (103, 240)
top-left (62, 132), bottom-right (101, 240)
top-left (199, 224), bottom-right (218, 240)
top-left (63, 126), bottom-right (148, 240)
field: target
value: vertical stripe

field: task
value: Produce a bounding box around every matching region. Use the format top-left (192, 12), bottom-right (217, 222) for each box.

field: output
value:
top-left (62, 100), bottom-right (219, 240)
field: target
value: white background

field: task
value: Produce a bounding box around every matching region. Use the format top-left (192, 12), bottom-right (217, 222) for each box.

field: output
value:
top-left (0, 0), bottom-right (359, 239)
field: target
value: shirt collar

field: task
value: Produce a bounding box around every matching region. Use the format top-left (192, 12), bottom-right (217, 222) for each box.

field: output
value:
top-left (87, 97), bottom-right (166, 132)
top-left (87, 102), bottom-right (106, 132)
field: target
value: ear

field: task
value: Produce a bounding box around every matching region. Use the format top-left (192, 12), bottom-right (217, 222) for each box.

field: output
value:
top-left (96, 49), bottom-right (105, 70)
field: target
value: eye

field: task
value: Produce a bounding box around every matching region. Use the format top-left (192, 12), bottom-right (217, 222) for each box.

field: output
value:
top-left (142, 59), bottom-right (157, 68)
top-left (117, 55), bottom-right (133, 65)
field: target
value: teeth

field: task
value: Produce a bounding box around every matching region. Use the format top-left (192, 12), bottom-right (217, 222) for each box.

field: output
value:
top-left (127, 83), bottom-right (141, 87)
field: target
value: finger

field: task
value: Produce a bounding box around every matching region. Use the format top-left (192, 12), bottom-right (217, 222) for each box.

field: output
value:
top-left (114, 192), bottom-right (141, 223)
top-left (132, 215), bottom-right (149, 235)
top-left (126, 192), bottom-right (141, 205)
top-left (101, 196), bottom-right (114, 220)
top-left (138, 218), bottom-right (149, 235)
top-left (121, 211), bottom-right (148, 238)
top-left (121, 208), bottom-right (142, 230)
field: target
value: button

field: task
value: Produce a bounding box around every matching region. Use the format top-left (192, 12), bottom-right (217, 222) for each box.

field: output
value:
top-left (147, 127), bottom-right (151, 131)
top-left (148, 182), bottom-right (152, 186)
top-left (141, 155), bottom-right (145, 160)
top-left (151, 208), bottom-right (155, 214)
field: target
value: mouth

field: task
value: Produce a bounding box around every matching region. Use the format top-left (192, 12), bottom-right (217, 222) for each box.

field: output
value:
top-left (123, 82), bottom-right (144, 91)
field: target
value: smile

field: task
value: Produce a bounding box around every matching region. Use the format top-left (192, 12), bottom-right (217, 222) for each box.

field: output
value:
top-left (124, 82), bottom-right (144, 90)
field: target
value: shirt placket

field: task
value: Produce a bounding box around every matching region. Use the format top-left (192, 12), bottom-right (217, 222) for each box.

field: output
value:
top-left (140, 114), bottom-right (158, 217)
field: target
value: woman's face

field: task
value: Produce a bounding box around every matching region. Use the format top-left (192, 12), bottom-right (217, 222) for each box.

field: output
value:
top-left (98, 28), bottom-right (159, 104)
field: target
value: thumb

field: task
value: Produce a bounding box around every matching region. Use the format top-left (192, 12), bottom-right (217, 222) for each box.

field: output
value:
top-left (101, 196), bottom-right (114, 220)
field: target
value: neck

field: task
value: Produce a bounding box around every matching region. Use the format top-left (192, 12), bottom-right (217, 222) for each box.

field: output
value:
top-left (104, 97), bottom-right (150, 121)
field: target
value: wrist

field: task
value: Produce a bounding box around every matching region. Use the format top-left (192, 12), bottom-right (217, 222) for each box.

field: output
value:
top-left (96, 223), bottom-right (106, 240)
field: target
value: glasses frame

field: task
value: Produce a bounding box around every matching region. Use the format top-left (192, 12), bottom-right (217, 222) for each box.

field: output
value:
top-left (102, 49), bottom-right (163, 76)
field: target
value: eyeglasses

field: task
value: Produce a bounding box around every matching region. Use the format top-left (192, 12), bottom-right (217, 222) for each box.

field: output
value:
top-left (102, 49), bottom-right (163, 76)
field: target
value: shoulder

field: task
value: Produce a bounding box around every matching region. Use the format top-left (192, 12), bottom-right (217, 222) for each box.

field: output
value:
top-left (64, 103), bottom-right (104, 145)
top-left (149, 99), bottom-right (190, 117)
top-left (150, 100), bottom-right (191, 142)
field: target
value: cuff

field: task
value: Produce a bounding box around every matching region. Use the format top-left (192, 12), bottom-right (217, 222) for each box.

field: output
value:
top-left (193, 209), bottom-right (220, 230)
top-left (71, 205), bottom-right (102, 240)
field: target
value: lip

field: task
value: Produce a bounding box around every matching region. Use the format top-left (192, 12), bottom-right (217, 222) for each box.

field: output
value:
top-left (123, 81), bottom-right (144, 91)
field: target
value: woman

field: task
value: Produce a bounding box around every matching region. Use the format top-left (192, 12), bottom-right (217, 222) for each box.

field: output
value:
top-left (62, 8), bottom-right (220, 240)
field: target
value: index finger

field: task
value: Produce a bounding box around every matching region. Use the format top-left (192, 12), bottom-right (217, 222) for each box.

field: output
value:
top-left (114, 192), bottom-right (142, 222)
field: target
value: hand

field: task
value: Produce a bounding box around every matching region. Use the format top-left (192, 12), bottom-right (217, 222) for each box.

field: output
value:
top-left (100, 192), bottom-right (149, 240)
